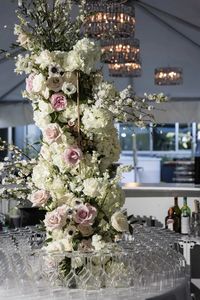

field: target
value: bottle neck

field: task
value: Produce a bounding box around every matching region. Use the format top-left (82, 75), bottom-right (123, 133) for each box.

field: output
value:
top-left (183, 197), bottom-right (187, 206)
top-left (174, 197), bottom-right (178, 206)
top-left (168, 208), bottom-right (174, 217)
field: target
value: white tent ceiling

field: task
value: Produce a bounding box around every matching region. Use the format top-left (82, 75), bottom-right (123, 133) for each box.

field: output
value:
top-left (0, 0), bottom-right (200, 127)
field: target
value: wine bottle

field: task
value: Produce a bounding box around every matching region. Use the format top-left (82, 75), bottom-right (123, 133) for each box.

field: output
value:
top-left (181, 197), bottom-right (191, 235)
top-left (191, 200), bottom-right (200, 237)
top-left (165, 207), bottom-right (179, 232)
top-left (173, 196), bottom-right (181, 233)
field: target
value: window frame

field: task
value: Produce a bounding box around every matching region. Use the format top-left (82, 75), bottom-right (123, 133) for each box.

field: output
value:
top-left (119, 122), bottom-right (196, 157)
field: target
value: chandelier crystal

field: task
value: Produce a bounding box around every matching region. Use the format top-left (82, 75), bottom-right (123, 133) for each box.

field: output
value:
top-left (83, 1), bottom-right (135, 39)
top-left (155, 67), bottom-right (183, 85)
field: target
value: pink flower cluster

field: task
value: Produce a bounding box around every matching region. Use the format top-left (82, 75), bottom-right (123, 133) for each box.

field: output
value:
top-left (44, 205), bottom-right (67, 231)
top-left (30, 190), bottom-right (49, 207)
top-left (63, 146), bottom-right (83, 166)
top-left (74, 203), bottom-right (97, 226)
top-left (50, 93), bottom-right (67, 111)
top-left (43, 123), bottom-right (61, 143)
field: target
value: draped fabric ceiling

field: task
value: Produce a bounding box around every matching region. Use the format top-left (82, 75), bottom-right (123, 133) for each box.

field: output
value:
top-left (0, 0), bottom-right (200, 127)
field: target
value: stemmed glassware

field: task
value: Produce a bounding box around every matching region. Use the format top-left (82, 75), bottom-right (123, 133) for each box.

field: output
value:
top-left (0, 225), bottom-right (188, 300)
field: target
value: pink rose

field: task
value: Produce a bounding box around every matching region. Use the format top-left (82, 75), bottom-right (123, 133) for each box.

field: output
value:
top-left (78, 224), bottom-right (94, 237)
top-left (26, 73), bottom-right (35, 93)
top-left (30, 190), bottom-right (49, 207)
top-left (63, 146), bottom-right (82, 166)
top-left (50, 93), bottom-right (67, 111)
top-left (43, 123), bottom-right (61, 144)
top-left (44, 207), bottom-right (67, 231)
top-left (74, 203), bottom-right (97, 225)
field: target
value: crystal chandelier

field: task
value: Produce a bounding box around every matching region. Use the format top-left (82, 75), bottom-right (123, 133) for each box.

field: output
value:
top-left (101, 37), bottom-right (142, 77)
top-left (108, 62), bottom-right (141, 77)
top-left (83, 1), bottom-right (135, 39)
top-left (101, 37), bottom-right (140, 63)
top-left (155, 67), bottom-right (183, 85)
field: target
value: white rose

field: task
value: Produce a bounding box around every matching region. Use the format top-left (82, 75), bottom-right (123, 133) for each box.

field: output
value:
top-left (32, 74), bottom-right (46, 93)
top-left (83, 178), bottom-right (102, 198)
top-left (111, 211), bottom-right (129, 232)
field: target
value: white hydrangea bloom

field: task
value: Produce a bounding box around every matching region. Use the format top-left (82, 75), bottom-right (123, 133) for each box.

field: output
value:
top-left (33, 110), bottom-right (51, 129)
top-left (83, 178), bottom-right (104, 198)
top-left (32, 160), bottom-right (53, 190)
top-left (35, 50), bottom-right (55, 69)
top-left (63, 38), bottom-right (101, 74)
top-left (82, 107), bottom-right (113, 132)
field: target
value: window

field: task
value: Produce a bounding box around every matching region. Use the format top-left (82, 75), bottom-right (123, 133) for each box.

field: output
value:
top-left (119, 124), bottom-right (150, 151)
top-left (152, 124), bottom-right (175, 151)
top-left (119, 124), bottom-right (134, 151)
top-left (119, 122), bottom-right (195, 154)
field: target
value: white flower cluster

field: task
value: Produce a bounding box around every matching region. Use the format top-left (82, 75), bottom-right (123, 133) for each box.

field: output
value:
top-left (13, 36), bottom-right (130, 252)
top-left (0, 148), bottom-right (36, 205)
top-left (93, 82), bottom-right (167, 124)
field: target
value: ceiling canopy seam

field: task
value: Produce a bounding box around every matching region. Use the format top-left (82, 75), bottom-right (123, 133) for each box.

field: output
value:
top-left (137, 0), bottom-right (200, 31)
top-left (135, 2), bottom-right (200, 50)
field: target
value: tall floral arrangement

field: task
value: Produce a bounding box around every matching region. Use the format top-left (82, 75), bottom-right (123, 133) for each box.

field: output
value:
top-left (14, 0), bottom-right (165, 254)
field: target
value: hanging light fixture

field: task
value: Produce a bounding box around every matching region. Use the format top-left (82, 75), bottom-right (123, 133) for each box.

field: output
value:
top-left (83, 1), bottom-right (135, 39)
top-left (154, 67), bottom-right (183, 85)
top-left (108, 62), bottom-right (141, 77)
top-left (101, 37), bottom-right (140, 64)
top-left (101, 37), bottom-right (142, 77)
top-left (83, 0), bottom-right (140, 77)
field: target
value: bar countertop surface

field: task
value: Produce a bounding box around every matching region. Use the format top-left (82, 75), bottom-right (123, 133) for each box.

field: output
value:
top-left (122, 182), bottom-right (200, 197)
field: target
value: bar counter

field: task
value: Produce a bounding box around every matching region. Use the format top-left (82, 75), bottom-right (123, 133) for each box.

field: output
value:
top-left (123, 183), bottom-right (200, 198)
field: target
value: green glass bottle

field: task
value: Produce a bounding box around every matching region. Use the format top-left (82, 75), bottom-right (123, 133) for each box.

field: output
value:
top-left (181, 197), bottom-right (191, 235)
